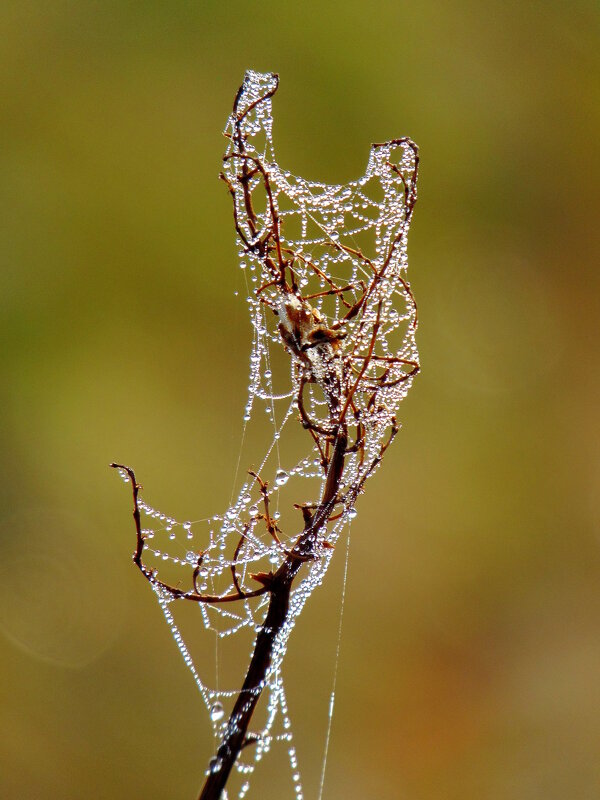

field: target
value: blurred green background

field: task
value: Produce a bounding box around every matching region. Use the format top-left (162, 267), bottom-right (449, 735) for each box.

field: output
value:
top-left (1, 1), bottom-right (599, 798)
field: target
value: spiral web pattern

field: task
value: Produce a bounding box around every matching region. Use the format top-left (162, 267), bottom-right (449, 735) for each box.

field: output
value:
top-left (115, 71), bottom-right (418, 799)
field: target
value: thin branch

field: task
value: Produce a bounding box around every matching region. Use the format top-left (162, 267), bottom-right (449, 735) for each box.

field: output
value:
top-left (113, 73), bottom-right (420, 800)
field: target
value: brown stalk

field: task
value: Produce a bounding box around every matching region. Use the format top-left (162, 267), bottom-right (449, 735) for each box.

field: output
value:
top-left (112, 74), bottom-right (418, 800)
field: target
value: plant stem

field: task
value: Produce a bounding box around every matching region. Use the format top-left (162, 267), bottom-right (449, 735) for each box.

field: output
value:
top-left (197, 561), bottom-right (300, 800)
top-left (198, 431), bottom-right (347, 799)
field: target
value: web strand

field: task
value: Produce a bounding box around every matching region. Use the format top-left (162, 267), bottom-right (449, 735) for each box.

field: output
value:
top-left (113, 70), bottom-right (419, 800)
top-left (318, 524), bottom-right (351, 800)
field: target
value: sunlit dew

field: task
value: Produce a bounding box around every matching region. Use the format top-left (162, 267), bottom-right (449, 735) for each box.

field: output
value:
top-left (210, 702), bottom-right (225, 722)
top-left (275, 469), bottom-right (289, 487)
top-left (115, 70), bottom-right (418, 800)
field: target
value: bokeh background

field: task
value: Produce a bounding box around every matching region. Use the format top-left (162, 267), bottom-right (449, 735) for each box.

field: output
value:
top-left (1, 1), bottom-right (599, 798)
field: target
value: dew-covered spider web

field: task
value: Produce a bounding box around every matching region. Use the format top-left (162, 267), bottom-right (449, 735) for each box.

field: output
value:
top-left (114, 70), bottom-right (419, 799)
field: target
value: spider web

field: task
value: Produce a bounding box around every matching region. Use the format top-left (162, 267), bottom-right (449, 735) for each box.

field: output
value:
top-left (115, 70), bottom-right (419, 799)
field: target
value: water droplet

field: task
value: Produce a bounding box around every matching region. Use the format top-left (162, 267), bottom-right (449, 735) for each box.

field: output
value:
top-left (249, 505), bottom-right (259, 518)
top-left (275, 469), bottom-right (289, 487)
top-left (348, 507), bottom-right (357, 520)
top-left (208, 756), bottom-right (223, 773)
top-left (210, 702), bottom-right (225, 722)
